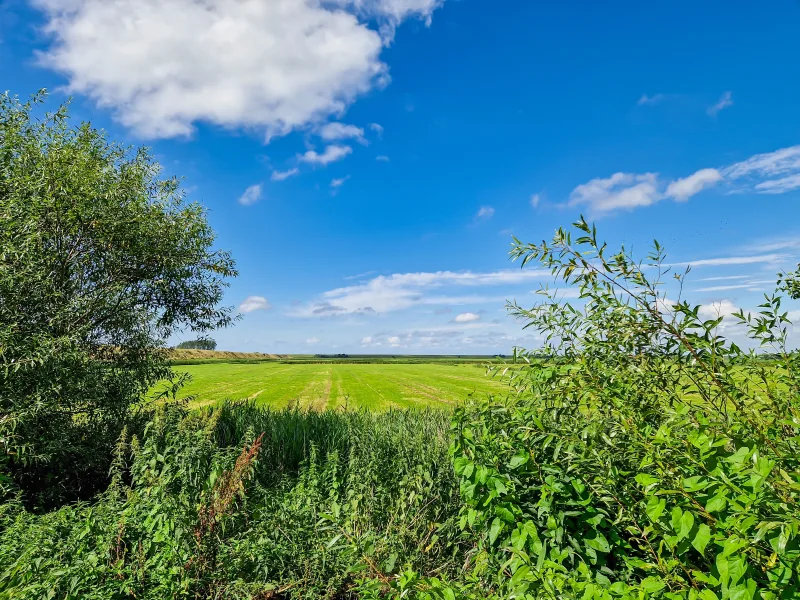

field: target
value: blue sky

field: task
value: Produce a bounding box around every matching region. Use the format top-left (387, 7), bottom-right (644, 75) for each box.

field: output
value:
top-left (3, 0), bottom-right (800, 353)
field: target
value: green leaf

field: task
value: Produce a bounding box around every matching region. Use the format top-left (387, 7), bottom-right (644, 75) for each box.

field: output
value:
top-left (508, 452), bottom-right (529, 469)
top-left (495, 505), bottom-right (515, 523)
top-left (671, 507), bottom-right (683, 531)
top-left (646, 495), bottom-right (666, 522)
top-left (635, 473), bottom-right (660, 487)
top-left (640, 577), bottom-right (665, 593)
top-left (692, 523), bottom-right (712, 554)
top-left (584, 531), bottom-right (610, 553)
top-left (678, 511), bottom-right (695, 541)
top-left (488, 517), bottom-right (503, 545)
top-left (705, 495), bottom-right (727, 513)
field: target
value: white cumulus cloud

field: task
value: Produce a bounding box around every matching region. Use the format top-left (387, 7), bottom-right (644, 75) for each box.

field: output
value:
top-left (239, 295), bottom-right (270, 313)
top-left (32, 0), bottom-right (444, 139)
top-left (318, 122), bottom-right (365, 143)
top-left (300, 145), bottom-right (353, 165)
top-left (570, 172), bottom-right (662, 214)
top-left (454, 312), bottom-right (480, 323)
top-left (238, 184), bottom-right (263, 206)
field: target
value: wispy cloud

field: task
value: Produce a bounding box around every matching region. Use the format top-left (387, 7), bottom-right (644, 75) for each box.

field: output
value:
top-left (672, 253), bottom-right (785, 268)
top-left (238, 183), bottom-right (263, 206)
top-left (306, 337), bottom-right (319, 345)
top-left (694, 280), bottom-right (776, 292)
top-left (755, 174), bottom-right (800, 194)
top-left (707, 91), bottom-right (733, 116)
top-left (723, 146), bottom-right (800, 178)
top-left (271, 167), bottom-right (299, 181)
top-left (530, 193), bottom-right (541, 208)
top-left (741, 235), bottom-right (800, 253)
top-left (318, 122), bottom-right (365, 144)
top-left (665, 168), bottom-right (722, 201)
top-left (299, 144), bottom-right (352, 165)
top-left (369, 123), bottom-right (384, 137)
top-left (331, 175), bottom-right (351, 188)
top-left (637, 93), bottom-right (666, 106)
top-left (475, 206), bottom-right (495, 220)
top-left (291, 268), bottom-right (550, 317)
top-left (697, 275), bottom-right (751, 282)
top-left (240, 295), bottom-right (270, 313)
top-left (375, 155), bottom-right (390, 162)
top-left (345, 270), bottom-right (376, 280)
top-left (723, 146), bottom-right (800, 194)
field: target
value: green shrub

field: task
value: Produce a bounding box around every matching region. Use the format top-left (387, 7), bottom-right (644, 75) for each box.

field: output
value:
top-left (373, 219), bottom-right (799, 599)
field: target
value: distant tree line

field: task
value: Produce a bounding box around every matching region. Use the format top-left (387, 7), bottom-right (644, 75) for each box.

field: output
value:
top-left (176, 338), bottom-right (217, 350)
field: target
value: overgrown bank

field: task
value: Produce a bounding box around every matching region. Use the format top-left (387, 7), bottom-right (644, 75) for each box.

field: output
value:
top-left (0, 404), bottom-right (460, 599)
top-left (3, 222), bottom-right (800, 599)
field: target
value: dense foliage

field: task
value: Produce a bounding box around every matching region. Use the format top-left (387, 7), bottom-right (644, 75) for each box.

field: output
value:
top-left (1, 206), bottom-right (798, 597)
top-left (0, 92), bottom-right (237, 506)
top-left (375, 220), bottom-right (799, 599)
top-left (0, 404), bottom-right (459, 599)
top-left (176, 339), bottom-right (218, 351)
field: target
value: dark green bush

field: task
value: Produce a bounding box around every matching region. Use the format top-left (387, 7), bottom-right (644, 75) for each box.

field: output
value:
top-left (0, 92), bottom-right (236, 507)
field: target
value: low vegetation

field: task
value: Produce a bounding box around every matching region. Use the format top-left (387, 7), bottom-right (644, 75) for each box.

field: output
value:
top-left (1, 94), bottom-right (798, 598)
top-left (0, 404), bottom-right (459, 599)
top-left (168, 362), bottom-right (509, 410)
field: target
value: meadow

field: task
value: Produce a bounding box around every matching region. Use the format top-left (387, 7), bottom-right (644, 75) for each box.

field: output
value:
top-left (171, 361), bottom-right (509, 409)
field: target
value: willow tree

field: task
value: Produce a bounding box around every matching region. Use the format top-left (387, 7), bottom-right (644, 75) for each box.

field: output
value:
top-left (0, 92), bottom-right (237, 506)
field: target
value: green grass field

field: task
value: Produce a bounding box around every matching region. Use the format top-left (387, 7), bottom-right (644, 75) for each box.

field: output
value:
top-left (168, 362), bottom-right (510, 409)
